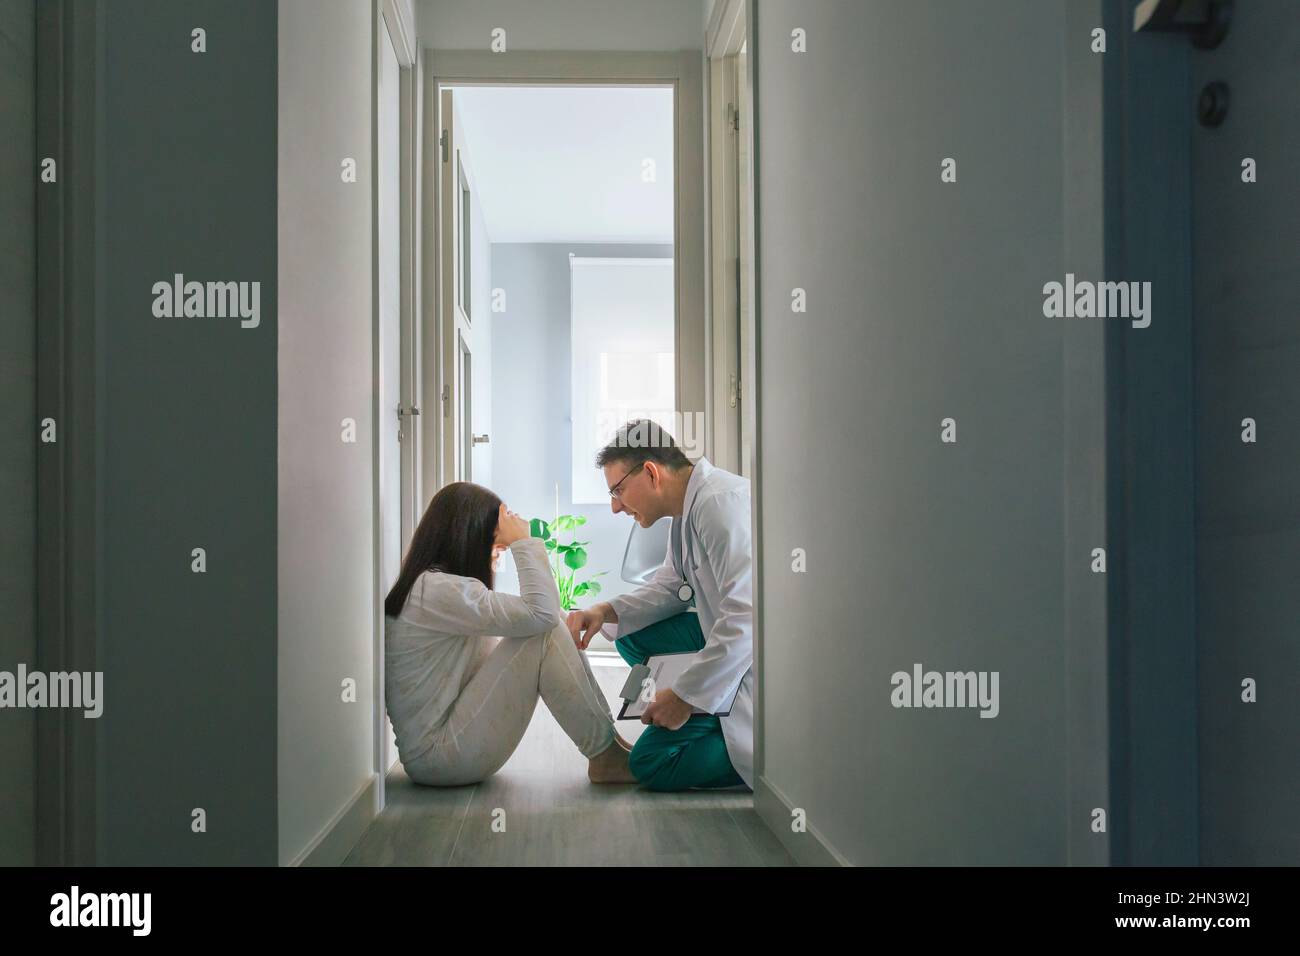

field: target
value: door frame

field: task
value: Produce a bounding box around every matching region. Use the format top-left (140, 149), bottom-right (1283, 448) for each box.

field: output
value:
top-left (372, 0), bottom-right (419, 798)
top-left (437, 87), bottom-right (480, 484)
top-left (381, 0), bottom-right (421, 549)
top-left (423, 51), bottom-right (706, 495)
top-left (703, 0), bottom-right (764, 786)
top-left (705, 0), bottom-right (750, 477)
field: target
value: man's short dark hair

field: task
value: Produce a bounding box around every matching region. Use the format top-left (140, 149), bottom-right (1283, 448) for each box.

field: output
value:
top-left (594, 419), bottom-right (692, 472)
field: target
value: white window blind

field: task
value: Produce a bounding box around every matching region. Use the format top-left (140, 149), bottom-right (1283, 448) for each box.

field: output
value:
top-left (570, 256), bottom-right (675, 504)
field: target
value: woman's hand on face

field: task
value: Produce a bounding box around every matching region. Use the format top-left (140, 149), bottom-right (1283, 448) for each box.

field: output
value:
top-left (494, 503), bottom-right (530, 547)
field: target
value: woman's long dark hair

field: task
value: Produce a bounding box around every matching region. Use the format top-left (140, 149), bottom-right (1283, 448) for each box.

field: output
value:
top-left (384, 481), bottom-right (502, 618)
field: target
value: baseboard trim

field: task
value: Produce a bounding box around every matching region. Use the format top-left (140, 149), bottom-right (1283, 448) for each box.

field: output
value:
top-left (288, 772), bottom-right (381, 867)
top-left (753, 775), bottom-right (850, 867)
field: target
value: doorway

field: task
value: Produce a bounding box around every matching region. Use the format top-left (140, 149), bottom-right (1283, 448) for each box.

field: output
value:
top-left (424, 47), bottom-right (709, 670)
top-left (434, 81), bottom-right (679, 659)
top-left (423, 50), bottom-right (707, 488)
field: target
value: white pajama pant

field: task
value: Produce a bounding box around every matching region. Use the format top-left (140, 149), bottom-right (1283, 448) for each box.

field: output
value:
top-left (403, 623), bottom-right (617, 787)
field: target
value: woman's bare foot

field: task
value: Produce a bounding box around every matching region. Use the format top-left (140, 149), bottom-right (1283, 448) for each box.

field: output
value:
top-left (588, 738), bottom-right (637, 784)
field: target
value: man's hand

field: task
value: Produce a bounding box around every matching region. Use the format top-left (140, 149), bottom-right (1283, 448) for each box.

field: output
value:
top-left (566, 602), bottom-right (615, 650)
top-left (641, 688), bottom-right (693, 730)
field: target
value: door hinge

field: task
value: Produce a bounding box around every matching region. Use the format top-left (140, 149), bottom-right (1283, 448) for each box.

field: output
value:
top-left (728, 373), bottom-right (740, 409)
top-left (440, 129), bottom-right (448, 163)
top-left (442, 384), bottom-right (451, 416)
top-left (728, 103), bottom-right (740, 132)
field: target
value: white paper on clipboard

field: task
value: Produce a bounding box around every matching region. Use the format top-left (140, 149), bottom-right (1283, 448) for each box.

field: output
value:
top-left (617, 650), bottom-right (742, 720)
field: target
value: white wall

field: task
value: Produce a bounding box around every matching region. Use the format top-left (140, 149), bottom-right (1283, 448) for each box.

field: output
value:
top-left (755, 0), bottom-right (1074, 865)
top-left (418, 0), bottom-right (704, 50)
top-left (277, 0), bottom-right (377, 866)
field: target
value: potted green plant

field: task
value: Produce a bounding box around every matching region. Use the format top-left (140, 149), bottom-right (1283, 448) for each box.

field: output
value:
top-left (529, 512), bottom-right (606, 611)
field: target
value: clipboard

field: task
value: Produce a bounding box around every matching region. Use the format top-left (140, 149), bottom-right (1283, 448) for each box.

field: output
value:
top-left (616, 650), bottom-right (741, 720)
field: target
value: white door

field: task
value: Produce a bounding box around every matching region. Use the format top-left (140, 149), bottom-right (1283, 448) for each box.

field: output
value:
top-left (439, 88), bottom-right (477, 483)
top-left (378, 10), bottom-right (403, 773)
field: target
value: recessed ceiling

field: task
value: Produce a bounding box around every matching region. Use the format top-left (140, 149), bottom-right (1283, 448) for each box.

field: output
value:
top-left (449, 85), bottom-right (674, 244)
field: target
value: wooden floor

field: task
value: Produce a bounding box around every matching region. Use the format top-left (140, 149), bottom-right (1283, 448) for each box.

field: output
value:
top-left (344, 662), bottom-right (793, 866)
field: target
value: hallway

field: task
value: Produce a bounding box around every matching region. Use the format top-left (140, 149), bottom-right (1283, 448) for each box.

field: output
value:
top-left (346, 665), bottom-right (791, 866)
top-left (7, 0), bottom-right (1298, 887)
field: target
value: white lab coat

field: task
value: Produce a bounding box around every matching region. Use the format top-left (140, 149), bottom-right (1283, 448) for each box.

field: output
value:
top-left (601, 457), bottom-right (755, 789)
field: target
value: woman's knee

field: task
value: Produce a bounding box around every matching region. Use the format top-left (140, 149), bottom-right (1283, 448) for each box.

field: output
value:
top-left (541, 624), bottom-right (585, 674)
top-left (543, 621), bottom-right (572, 650)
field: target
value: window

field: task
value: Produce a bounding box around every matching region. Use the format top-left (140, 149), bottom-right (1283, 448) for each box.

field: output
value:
top-left (569, 257), bottom-right (675, 504)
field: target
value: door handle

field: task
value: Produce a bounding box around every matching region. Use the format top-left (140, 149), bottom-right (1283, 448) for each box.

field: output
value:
top-left (395, 405), bottom-right (420, 443)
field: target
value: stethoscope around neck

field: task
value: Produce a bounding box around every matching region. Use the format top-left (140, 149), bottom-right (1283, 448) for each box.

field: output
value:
top-left (672, 502), bottom-right (698, 605)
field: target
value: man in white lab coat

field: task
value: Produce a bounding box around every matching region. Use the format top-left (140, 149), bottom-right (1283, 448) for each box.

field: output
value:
top-left (567, 420), bottom-right (754, 791)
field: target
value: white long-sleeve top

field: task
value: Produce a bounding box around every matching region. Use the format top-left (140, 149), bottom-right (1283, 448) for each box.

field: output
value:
top-left (384, 536), bottom-right (561, 766)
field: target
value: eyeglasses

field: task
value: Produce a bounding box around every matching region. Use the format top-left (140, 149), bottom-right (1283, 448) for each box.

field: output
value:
top-left (607, 463), bottom-right (644, 499)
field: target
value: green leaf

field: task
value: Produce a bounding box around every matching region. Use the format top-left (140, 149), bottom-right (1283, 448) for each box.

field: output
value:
top-left (543, 538), bottom-right (556, 551)
top-left (530, 518), bottom-right (550, 540)
top-left (552, 515), bottom-right (577, 532)
top-left (585, 580), bottom-right (602, 595)
top-left (563, 547), bottom-right (587, 570)
top-left (572, 515), bottom-right (587, 526)
top-left (573, 581), bottom-right (591, 597)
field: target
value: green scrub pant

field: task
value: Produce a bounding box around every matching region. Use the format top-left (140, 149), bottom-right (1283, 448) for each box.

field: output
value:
top-left (615, 612), bottom-right (744, 792)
